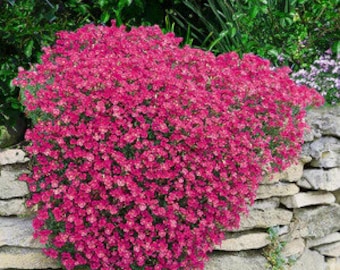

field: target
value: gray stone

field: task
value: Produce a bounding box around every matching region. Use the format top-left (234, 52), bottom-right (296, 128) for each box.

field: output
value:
top-left (256, 183), bottom-right (299, 199)
top-left (308, 137), bottom-right (340, 168)
top-left (0, 149), bottom-right (29, 165)
top-left (303, 128), bottom-right (315, 142)
top-left (0, 217), bottom-right (43, 248)
top-left (290, 249), bottom-right (325, 270)
top-left (0, 165), bottom-right (29, 199)
top-left (306, 105), bottom-right (340, 139)
top-left (205, 250), bottom-right (267, 270)
top-left (314, 241), bottom-right (340, 257)
top-left (261, 162), bottom-right (304, 184)
top-left (294, 204), bottom-right (340, 238)
top-left (251, 198), bottom-right (280, 211)
top-left (299, 168), bottom-right (340, 191)
top-left (326, 257), bottom-right (340, 270)
top-left (307, 233), bottom-right (340, 248)
top-left (214, 232), bottom-right (270, 251)
top-left (282, 238), bottom-right (305, 258)
top-left (300, 154), bottom-right (313, 164)
top-left (235, 209), bottom-right (293, 231)
top-left (0, 198), bottom-right (32, 217)
top-left (0, 246), bottom-right (59, 269)
top-left (333, 189), bottom-right (340, 204)
top-left (281, 191), bottom-right (336, 208)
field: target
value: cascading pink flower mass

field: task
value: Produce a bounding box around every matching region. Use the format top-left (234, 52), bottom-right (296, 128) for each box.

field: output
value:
top-left (14, 22), bottom-right (323, 270)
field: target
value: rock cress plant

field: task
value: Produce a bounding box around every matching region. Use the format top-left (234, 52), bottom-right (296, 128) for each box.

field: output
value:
top-left (14, 22), bottom-right (323, 270)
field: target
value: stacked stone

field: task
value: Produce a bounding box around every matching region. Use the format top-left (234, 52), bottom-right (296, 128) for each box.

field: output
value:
top-left (0, 106), bottom-right (339, 270)
top-left (206, 106), bottom-right (340, 270)
top-left (0, 149), bottom-right (59, 269)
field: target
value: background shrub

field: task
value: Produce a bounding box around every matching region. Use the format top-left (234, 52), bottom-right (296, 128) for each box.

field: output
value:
top-left (15, 22), bottom-right (322, 269)
top-left (292, 50), bottom-right (340, 105)
top-left (1, 0), bottom-right (338, 129)
top-left (171, 0), bottom-right (339, 69)
top-left (0, 0), bottom-right (178, 127)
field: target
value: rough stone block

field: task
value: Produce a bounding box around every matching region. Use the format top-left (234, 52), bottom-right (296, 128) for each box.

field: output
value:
top-left (306, 106), bottom-right (340, 139)
top-left (0, 149), bottom-right (29, 166)
top-left (281, 191), bottom-right (335, 208)
top-left (0, 198), bottom-right (32, 217)
top-left (299, 168), bottom-right (340, 191)
top-left (307, 137), bottom-right (340, 168)
top-left (0, 165), bottom-right (29, 199)
top-left (261, 162), bottom-right (304, 184)
top-left (314, 241), bottom-right (340, 257)
top-left (307, 233), bottom-right (340, 248)
top-left (326, 257), bottom-right (340, 270)
top-left (0, 246), bottom-right (59, 269)
top-left (290, 249), bottom-right (325, 270)
top-left (251, 198), bottom-right (280, 211)
top-left (294, 204), bottom-right (340, 239)
top-left (282, 238), bottom-right (305, 258)
top-left (256, 183), bottom-right (299, 199)
top-left (215, 232), bottom-right (270, 251)
top-left (205, 250), bottom-right (266, 270)
top-left (235, 209), bottom-right (293, 231)
top-left (333, 189), bottom-right (340, 204)
top-left (0, 217), bottom-right (43, 248)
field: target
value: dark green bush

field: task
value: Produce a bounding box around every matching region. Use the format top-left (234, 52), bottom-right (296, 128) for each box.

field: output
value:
top-left (0, 0), bottom-right (179, 127)
top-left (171, 0), bottom-right (339, 69)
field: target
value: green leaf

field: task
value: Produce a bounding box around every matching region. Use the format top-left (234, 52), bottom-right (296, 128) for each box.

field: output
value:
top-left (24, 40), bottom-right (34, 58)
top-left (230, 27), bottom-right (237, 38)
top-left (100, 11), bottom-right (110, 24)
top-left (331, 41), bottom-right (340, 55)
top-left (98, 0), bottom-right (108, 8)
top-left (250, 6), bottom-right (259, 18)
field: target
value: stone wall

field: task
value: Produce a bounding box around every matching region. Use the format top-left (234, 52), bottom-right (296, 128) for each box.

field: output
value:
top-left (0, 106), bottom-right (339, 270)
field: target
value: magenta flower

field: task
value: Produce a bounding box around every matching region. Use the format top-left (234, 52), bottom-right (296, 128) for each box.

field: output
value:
top-left (14, 22), bottom-right (323, 269)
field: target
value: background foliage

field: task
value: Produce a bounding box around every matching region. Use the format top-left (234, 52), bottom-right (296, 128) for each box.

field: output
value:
top-left (0, 0), bottom-right (179, 127)
top-left (1, 0), bottom-right (339, 128)
top-left (171, 0), bottom-right (339, 69)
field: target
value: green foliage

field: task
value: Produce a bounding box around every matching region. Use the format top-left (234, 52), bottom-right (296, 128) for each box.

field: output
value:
top-left (171, 0), bottom-right (340, 69)
top-left (263, 227), bottom-right (295, 270)
top-left (0, 0), bottom-right (177, 128)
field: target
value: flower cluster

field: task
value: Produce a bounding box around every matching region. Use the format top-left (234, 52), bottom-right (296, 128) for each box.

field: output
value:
top-left (14, 22), bottom-right (323, 270)
top-left (292, 49), bottom-right (340, 105)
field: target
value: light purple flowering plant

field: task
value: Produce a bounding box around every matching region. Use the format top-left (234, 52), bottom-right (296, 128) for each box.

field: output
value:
top-left (292, 49), bottom-right (340, 105)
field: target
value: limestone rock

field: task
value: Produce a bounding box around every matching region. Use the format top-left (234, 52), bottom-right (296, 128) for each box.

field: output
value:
top-left (307, 137), bottom-right (340, 168)
top-left (314, 241), bottom-right (340, 257)
top-left (0, 165), bottom-right (29, 199)
top-left (282, 238), bottom-right (305, 258)
top-left (0, 149), bottom-right (29, 165)
top-left (290, 249), bottom-right (325, 270)
top-left (0, 246), bottom-right (59, 269)
top-left (256, 183), bottom-right (299, 199)
top-left (306, 106), bottom-right (340, 138)
top-left (215, 232), bottom-right (270, 251)
top-left (251, 198), bottom-right (280, 210)
top-left (205, 250), bottom-right (266, 270)
top-left (299, 168), bottom-right (340, 191)
top-left (307, 233), bottom-right (340, 248)
top-left (262, 162), bottom-right (304, 184)
top-left (0, 198), bottom-right (32, 217)
top-left (333, 189), bottom-right (340, 204)
top-left (299, 154), bottom-right (313, 164)
top-left (0, 217), bottom-right (43, 248)
top-left (326, 257), bottom-right (340, 270)
top-left (235, 209), bottom-right (293, 231)
top-left (294, 204), bottom-right (340, 238)
top-left (281, 191), bottom-right (335, 208)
